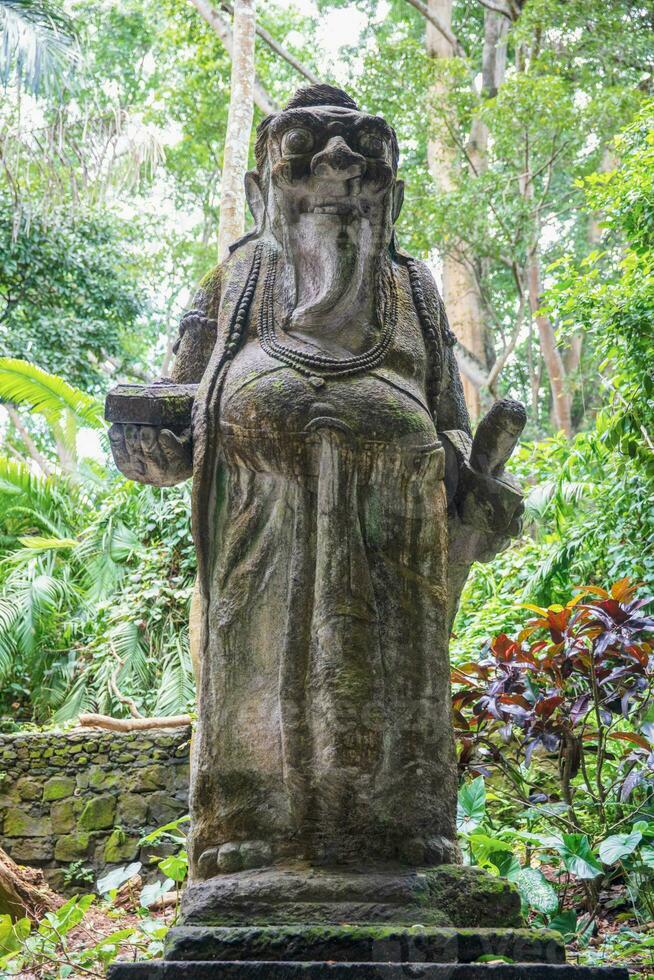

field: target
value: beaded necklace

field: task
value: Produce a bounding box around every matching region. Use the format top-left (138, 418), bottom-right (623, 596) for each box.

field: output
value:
top-left (257, 246), bottom-right (398, 389)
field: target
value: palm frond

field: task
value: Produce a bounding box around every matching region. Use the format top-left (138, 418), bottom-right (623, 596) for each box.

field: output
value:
top-left (525, 479), bottom-right (595, 520)
top-left (0, 455), bottom-right (82, 537)
top-left (152, 633), bottom-right (194, 716)
top-left (17, 534), bottom-right (77, 549)
top-left (0, 0), bottom-right (78, 95)
top-left (0, 358), bottom-right (104, 429)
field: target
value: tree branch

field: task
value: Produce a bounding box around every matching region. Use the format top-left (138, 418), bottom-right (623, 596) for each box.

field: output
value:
top-left (187, 0), bottom-right (278, 116)
top-left (78, 713), bottom-right (192, 731)
top-left (220, 0), bottom-right (319, 84)
top-left (4, 406), bottom-right (53, 476)
top-left (403, 0), bottom-right (467, 57)
top-left (475, 0), bottom-right (514, 21)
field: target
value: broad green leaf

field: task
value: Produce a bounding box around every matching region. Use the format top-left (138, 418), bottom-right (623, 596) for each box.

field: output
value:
top-left (457, 776), bottom-right (486, 833)
top-left (39, 893), bottom-right (94, 938)
top-left (97, 861), bottom-right (142, 895)
top-left (548, 909), bottom-right (578, 941)
top-left (557, 834), bottom-right (603, 880)
top-left (139, 878), bottom-right (175, 909)
top-left (0, 358), bottom-right (104, 429)
top-left (599, 831), bottom-right (642, 865)
top-left (513, 867), bottom-right (559, 914)
top-left (469, 833), bottom-right (513, 867)
top-left (17, 536), bottom-right (77, 550)
top-left (0, 915), bottom-right (30, 955)
top-left (158, 852), bottom-right (188, 883)
top-left (140, 815), bottom-right (190, 844)
top-left (489, 850), bottom-right (522, 880)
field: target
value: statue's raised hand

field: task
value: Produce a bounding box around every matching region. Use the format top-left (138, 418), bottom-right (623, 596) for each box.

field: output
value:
top-left (109, 423), bottom-right (192, 486)
top-left (444, 399), bottom-right (526, 563)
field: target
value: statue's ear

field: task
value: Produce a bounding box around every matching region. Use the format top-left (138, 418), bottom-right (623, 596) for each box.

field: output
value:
top-left (245, 170), bottom-right (265, 232)
top-left (392, 179), bottom-right (405, 224)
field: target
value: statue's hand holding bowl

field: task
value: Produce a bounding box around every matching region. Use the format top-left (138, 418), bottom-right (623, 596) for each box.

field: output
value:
top-left (109, 423), bottom-right (193, 487)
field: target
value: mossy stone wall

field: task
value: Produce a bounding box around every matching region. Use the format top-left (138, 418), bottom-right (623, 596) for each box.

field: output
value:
top-left (0, 727), bottom-right (190, 890)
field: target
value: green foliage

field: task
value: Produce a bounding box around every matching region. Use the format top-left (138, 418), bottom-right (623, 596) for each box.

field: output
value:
top-left (0, 893), bottom-right (168, 975)
top-left (0, 362), bottom-right (196, 723)
top-left (455, 580), bottom-right (654, 946)
top-left (0, 0), bottom-right (78, 95)
top-left (0, 203), bottom-right (152, 391)
top-left (544, 100), bottom-right (654, 476)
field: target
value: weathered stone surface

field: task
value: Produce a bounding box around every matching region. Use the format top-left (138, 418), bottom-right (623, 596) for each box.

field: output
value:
top-left (88, 767), bottom-right (120, 791)
top-left (51, 798), bottom-right (77, 833)
top-left (10, 838), bottom-right (54, 862)
top-left (118, 793), bottom-right (149, 827)
top-left (55, 832), bottom-right (91, 861)
top-left (147, 791), bottom-right (185, 826)
top-left (43, 775), bottom-right (76, 801)
top-left (164, 926), bottom-right (565, 964)
top-left (105, 829), bottom-right (141, 862)
top-left (16, 777), bottom-right (41, 801)
top-left (217, 844), bottom-right (242, 875)
top-left (4, 809), bottom-right (51, 837)
top-left (129, 764), bottom-right (171, 793)
top-left (79, 794), bottom-right (116, 830)
top-left (106, 383), bottom-right (197, 432)
top-left (108, 963), bottom-right (629, 979)
top-left (0, 727), bottom-right (190, 891)
top-left (181, 867), bottom-right (522, 929)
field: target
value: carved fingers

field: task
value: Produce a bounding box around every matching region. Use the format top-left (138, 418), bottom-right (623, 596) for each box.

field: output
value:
top-left (179, 309), bottom-right (217, 336)
top-left (108, 423), bottom-right (193, 487)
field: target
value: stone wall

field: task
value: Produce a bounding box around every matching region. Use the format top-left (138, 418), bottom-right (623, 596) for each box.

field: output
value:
top-left (0, 727), bottom-right (191, 890)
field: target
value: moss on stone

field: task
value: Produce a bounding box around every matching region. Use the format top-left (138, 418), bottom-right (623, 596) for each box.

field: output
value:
top-left (4, 809), bottom-right (51, 837)
top-left (128, 764), bottom-right (171, 792)
top-left (104, 829), bottom-right (140, 862)
top-left (54, 832), bottom-right (91, 861)
top-left (51, 798), bottom-right (77, 833)
top-left (117, 793), bottom-right (148, 827)
top-left (78, 794), bottom-right (116, 831)
top-left (43, 775), bottom-right (75, 801)
top-left (16, 777), bottom-right (41, 801)
top-left (88, 768), bottom-right (120, 791)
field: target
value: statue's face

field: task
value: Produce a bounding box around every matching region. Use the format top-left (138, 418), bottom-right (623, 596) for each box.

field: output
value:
top-left (262, 105), bottom-right (397, 233)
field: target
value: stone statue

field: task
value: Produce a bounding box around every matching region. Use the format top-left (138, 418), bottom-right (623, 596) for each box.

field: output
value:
top-left (106, 84), bottom-right (612, 972)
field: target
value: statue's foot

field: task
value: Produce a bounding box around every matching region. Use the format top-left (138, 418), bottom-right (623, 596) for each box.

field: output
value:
top-left (197, 840), bottom-right (274, 878)
top-left (396, 835), bottom-right (460, 866)
top-left (197, 836), bottom-right (459, 879)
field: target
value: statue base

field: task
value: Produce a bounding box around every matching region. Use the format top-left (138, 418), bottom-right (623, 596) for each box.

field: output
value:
top-left (178, 865), bottom-right (524, 929)
top-left (109, 963), bottom-right (628, 978)
top-left (106, 867), bottom-right (628, 978)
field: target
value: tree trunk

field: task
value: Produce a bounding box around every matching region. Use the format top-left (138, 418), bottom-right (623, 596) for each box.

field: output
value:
top-left (217, 0), bottom-right (257, 260)
top-left (425, 0), bottom-right (491, 420)
top-left (527, 252), bottom-right (572, 436)
top-left (0, 847), bottom-right (60, 921)
top-left (188, 0), bottom-right (276, 116)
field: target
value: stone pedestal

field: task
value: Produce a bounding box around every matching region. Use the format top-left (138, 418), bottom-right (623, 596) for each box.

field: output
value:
top-left (107, 865), bottom-right (628, 979)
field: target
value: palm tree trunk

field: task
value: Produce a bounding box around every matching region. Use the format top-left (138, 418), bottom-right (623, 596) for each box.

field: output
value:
top-left (217, 0), bottom-right (257, 260)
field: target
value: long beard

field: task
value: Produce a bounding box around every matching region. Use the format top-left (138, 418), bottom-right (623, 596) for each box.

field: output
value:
top-left (283, 216), bottom-right (377, 336)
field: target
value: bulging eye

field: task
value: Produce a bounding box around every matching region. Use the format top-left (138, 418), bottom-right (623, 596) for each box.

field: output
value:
top-left (358, 132), bottom-right (385, 158)
top-left (281, 128), bottom-right (315, 155)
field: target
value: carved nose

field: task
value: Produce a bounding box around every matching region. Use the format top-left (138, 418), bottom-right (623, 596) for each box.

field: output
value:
top-left (311, 136), bottom-right (366, 180)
